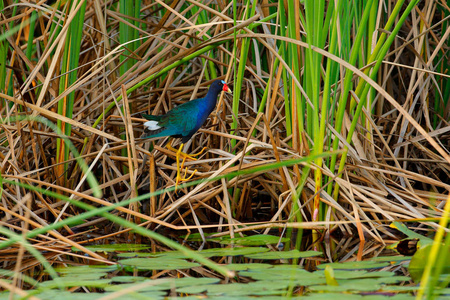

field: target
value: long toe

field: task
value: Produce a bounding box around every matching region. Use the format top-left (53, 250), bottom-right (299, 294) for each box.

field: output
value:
top-left (189, 146), bottom-right (208, 158)
top-left (168, 144), bottom-right (206, 161)
top-left (175, 167), bottom-right (197, 190)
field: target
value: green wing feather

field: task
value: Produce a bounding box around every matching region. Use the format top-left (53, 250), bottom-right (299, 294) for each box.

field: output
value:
top-left (142, 100), bottom-right (201, 138)
top-left (163, 102), bottom-right (200, 133)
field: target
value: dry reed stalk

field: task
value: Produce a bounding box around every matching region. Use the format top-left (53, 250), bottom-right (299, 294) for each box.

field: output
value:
top-left (0, 1), bottom-right (448, 284)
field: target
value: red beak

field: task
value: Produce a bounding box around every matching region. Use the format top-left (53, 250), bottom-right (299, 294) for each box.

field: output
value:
top-left (223, 83), bottom-right (232, 94)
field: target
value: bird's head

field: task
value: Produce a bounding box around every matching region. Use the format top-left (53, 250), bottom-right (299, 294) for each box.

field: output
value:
top-left (212, 79), bottom-right (232, 94)
top-left (220, 80), bottom-right (232, 94)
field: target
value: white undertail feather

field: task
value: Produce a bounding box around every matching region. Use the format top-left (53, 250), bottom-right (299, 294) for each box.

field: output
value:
top-left (144, 120), bottom-right (161, 130)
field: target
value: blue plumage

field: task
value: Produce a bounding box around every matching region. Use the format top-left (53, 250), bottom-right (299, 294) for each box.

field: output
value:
top-left (142, 80), bottom-right (231, 143)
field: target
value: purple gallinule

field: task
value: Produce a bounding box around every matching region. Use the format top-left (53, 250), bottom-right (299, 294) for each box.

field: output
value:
top-left (142, 79), bottom-right (232, 188)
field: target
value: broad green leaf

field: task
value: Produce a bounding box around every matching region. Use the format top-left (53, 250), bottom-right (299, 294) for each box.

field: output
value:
top-left (177, 280), bottom-right (289, 296)
top-left (309, 278), bottom-right (381, 292)
top-left (199, 247), bottom-right (271, 257)
top-left (317, 261), bottom-right (389, 270)
top-left (110, 276), bottom-right (147, 283)
top-left (72, 244), bottom-right (150, 252)
top-left (105, 277), bottom-right (219, 292)
top-left (219, 234), bottom-right (289, 246)
top-left (370, 256), bottom-right (410, 263)
top-left (55, 265), bottom-right (116, 278)
top-left (38, 278), bottom-right (111, 289)
top-left (245, 250), bottom-right (322, 260)
top-left (409, 243), bottom-right (450, 282)
top-left (226, 263), bottom-right (273, 271)
top-left (330, 270), bottom-right (395, 279)
top-left (118, 247), bottom-right (270, 259)
top-left (119, 257), bottom-right (200, 270)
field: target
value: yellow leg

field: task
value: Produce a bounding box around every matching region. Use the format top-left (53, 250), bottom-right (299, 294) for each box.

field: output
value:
top-left (175, 143), bottom-right (198, 190)
top-left (165, 140), bottom-right (207, 190)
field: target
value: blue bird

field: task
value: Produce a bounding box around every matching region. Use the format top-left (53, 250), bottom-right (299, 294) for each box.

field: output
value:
top-left (142, 79), bottom-right (232, 187)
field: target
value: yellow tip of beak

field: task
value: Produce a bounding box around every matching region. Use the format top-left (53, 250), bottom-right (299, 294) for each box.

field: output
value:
top-left (225, 88), bottom-right (232, 94)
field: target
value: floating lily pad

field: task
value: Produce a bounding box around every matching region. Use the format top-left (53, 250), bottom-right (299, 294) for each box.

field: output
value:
top-left (219, 234), bottom-right (289, 246)
top-left (168, 277), bottom-right (220, 287)
top-left (38, 278), bottom-right (112, 289)
top-left (55, 265), bottom-right (117, 275)
top-left (117, 252), bottom-right (161, 258)
top-left (54, 265), bottom-right (116, 280)
top-left (226, 263), bottom-right (273, 271)
top-left (328, 270), bottom-right (396, 279)
top-left (245, 250), bottom-right (322, 260)
top-left (102, 291), bottom-right (166, 299)
top-left (105, 277), bottom-right (219, 292)
top-left (182, 232), bottom-right (227, 242)
top-left (239, 267), bottom-right (327, 286)
top-left (119, 257), bottom-right (200, 270)
top-left (72, 244), bottom-right (150, 252)
top-left (104, 279), bottom-right (172, 292)
top-left (117, 251), bottom-right (192, 259)
top-left (138, 251), bottom-right (191, 259)
top-left (302, 293), bottom-right (415, 300)
top-left (370, 256), bottom-right (410, 263)
top-left (269, 264), bottom-right (307, 270)
top-left (0, 290), bottom-right (69, 300)
top-left (309, 278), bottom-right (381, 292)
top-left (177, 280), bottom-right (289, 296)
top-left (199, 247), bottom-right (271, 257)
top-left (375, 275), bottom-right (411, 284)
top-left (13, 240), bottom-right (419, 300)
top-left (317, 261), bottom-right (389, 270)
top-left (380, 285), bottom-right (419, 292)
top-left (308, 274), bottom-right (411, 294)
top-left (300, 293), bottom-right (364, 299)
top-left (110, 276), bottom-right (147, 283)
top-left (118, 247), bottom-right (270, 260)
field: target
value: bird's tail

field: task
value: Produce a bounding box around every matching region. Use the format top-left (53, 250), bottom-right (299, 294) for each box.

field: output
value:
top-left (141, 113), bottom-right (166, 138)
top-left (142, 113), bottom-right (161, 121)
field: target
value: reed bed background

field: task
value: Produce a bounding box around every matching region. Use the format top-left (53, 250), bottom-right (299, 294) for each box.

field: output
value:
top-left (0, 0), bottom-right (449, 293)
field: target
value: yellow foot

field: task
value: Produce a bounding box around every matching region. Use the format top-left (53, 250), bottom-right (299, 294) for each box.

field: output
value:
top-left (165, 140), bottom-right (207, 190)
top-left (166, 140), bottom-right (207, 161)
top-left (174, 143), bottom-right (200, 190)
